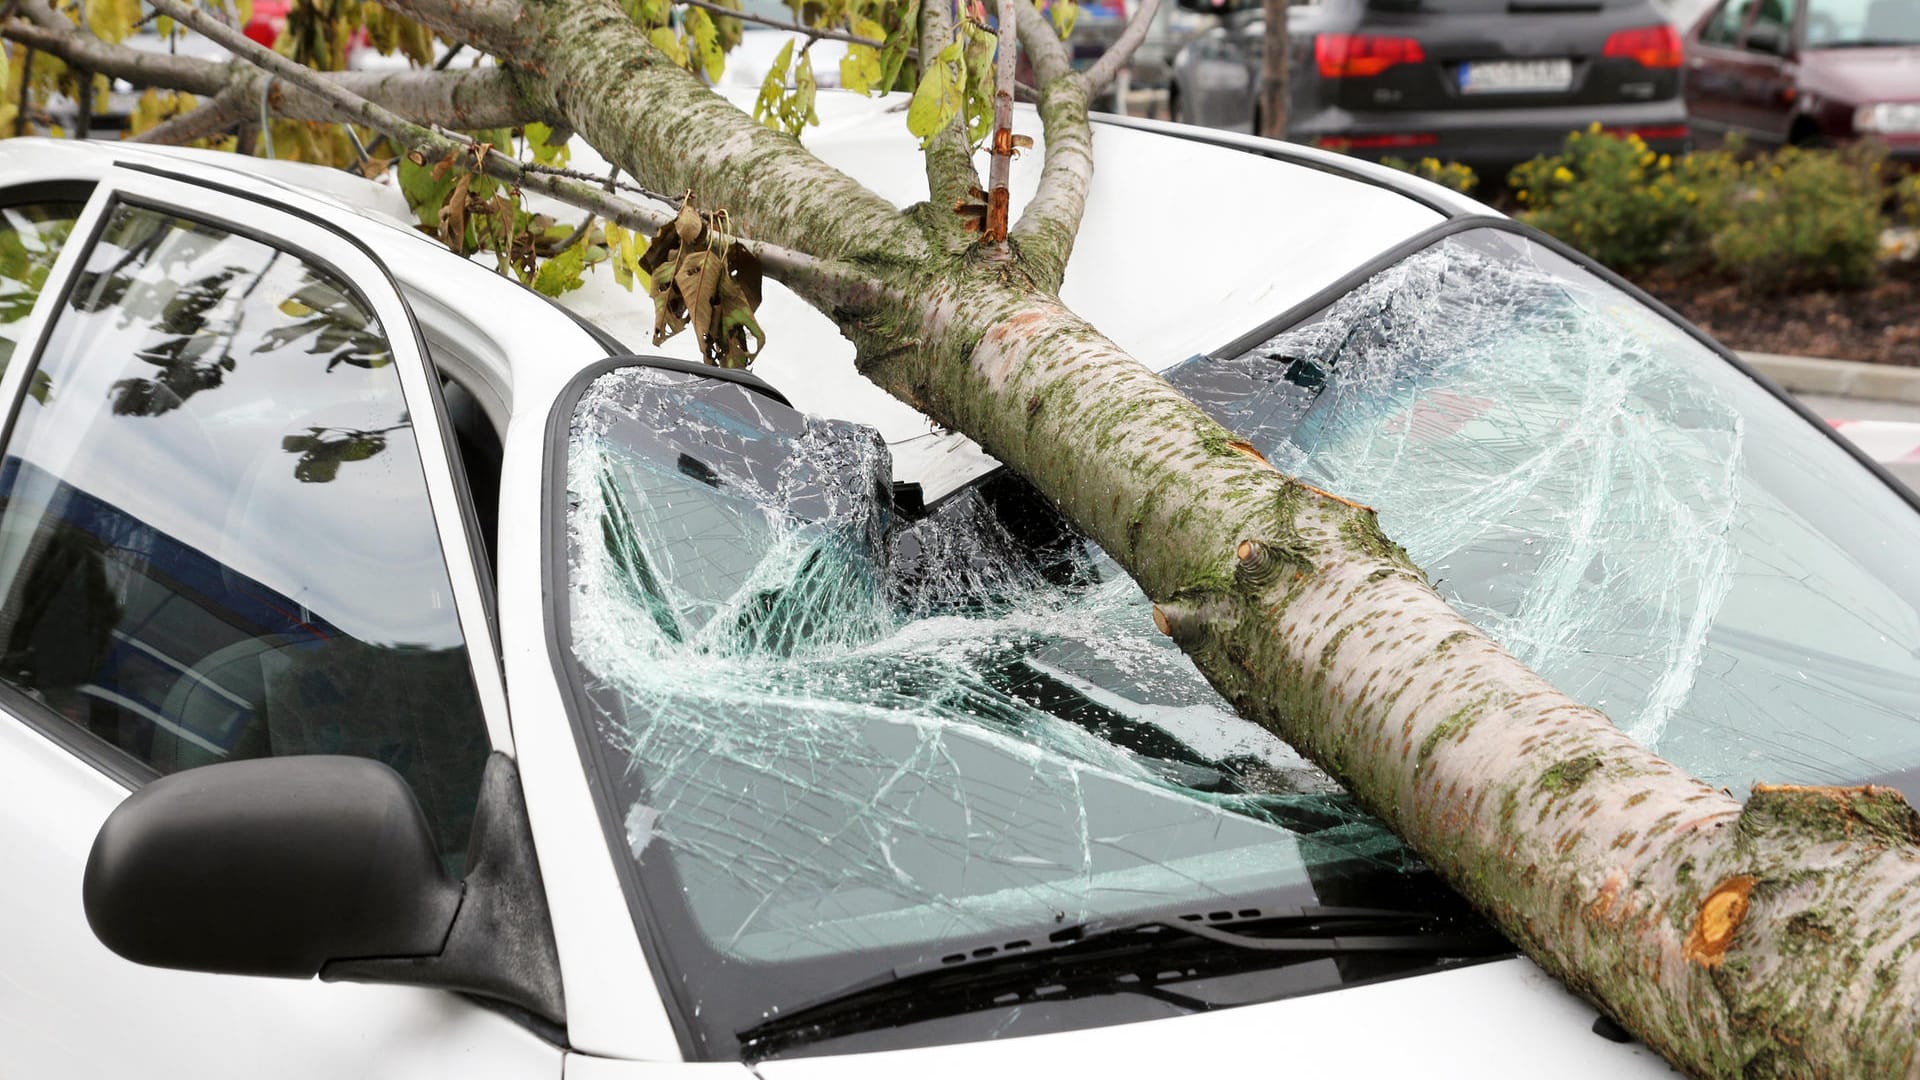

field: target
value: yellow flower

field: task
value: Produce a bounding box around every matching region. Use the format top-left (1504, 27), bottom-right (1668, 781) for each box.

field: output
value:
top-left (1658, 154), bottom-right (1672, 169)
top-left (1516, 189), bottom-right (1530, 202)
top-left (1589, 121), bottom-right (1604, 133)
top-left (1554, 166), bottom-right (1575, 183)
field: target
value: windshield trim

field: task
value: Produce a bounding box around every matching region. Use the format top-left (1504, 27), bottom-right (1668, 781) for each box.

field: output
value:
top-left (1212, 213), bottom-right (1920, 520)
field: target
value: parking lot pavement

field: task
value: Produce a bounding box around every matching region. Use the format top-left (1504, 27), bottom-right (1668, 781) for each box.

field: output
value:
top-left (1741, 353), bottom-right (1920, 494)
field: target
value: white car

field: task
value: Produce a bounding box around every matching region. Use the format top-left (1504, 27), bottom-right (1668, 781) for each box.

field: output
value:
top-left (4, 89), bottom-right (1915, 1078)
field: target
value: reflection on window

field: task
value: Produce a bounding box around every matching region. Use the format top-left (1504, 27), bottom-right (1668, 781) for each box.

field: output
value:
top-left (0, 205), bottom-right (487, 865)
top-left (0, 201), bottom-right (83, 390)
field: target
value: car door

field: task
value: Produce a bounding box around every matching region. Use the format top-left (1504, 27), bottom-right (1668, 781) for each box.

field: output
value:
top-left (1686, 0), bottom-right (1760, 138)
top-left (1687, 0), bottom-right (1799, 143)
top-left (0, 165), bottom-right (561, 1079)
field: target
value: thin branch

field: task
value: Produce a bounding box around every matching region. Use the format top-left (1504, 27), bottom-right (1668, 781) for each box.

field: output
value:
top-left (676, 0), bottom-right (887, 49)
top-left (1083, 0), bottom-right (1158, 95)
top-left (1009, 0), bottom-right (1092, 291)
top-left (1012, 0), bottom-right (1071, 86)
top-left (4, 4), bottom-right (541, 129)
top-left (982, 0), bottom-right (1016, 247)
top-left (9, 0), bottom-right (225, 94)
top-left (521, 160), bottom-right (679, 208)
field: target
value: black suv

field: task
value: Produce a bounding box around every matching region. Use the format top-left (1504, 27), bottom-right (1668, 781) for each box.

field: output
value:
top-left (1168, 0), bottom-right (1691, 171)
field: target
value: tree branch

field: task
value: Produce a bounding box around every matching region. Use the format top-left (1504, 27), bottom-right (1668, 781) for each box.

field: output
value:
top-left (4, 4), bottom-right (545, 130)
top-left (1012, 0), bottom-right (1071, 85)
top-left (8, 0), bottom-right (224, 94)
top-left (368, 0), bottom-right (531, 59)
top-left (1083, 0), bottom-right (1158, 95)
top-left (507, 0), bottom-right (921, 262)
top-left (676, 0), bottom-right (886, 48)
top-left (918, 0), bottom-right (980, 224)
top-left (1008, 0), bottom-right (1091, 291)
top-left (142, 0), bottom-right (886, 313)
top-left (981, 0), bottom-right (1016, 248)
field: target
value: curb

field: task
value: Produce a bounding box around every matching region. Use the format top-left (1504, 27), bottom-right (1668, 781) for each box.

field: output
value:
top-left (1739, 352), bottom-right (1920, 405)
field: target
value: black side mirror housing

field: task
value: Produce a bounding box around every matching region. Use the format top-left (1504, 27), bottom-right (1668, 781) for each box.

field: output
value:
top-left (84, 753), bottom-right (565, 1026)
top-left (84, 756), bottom-right (461, 976)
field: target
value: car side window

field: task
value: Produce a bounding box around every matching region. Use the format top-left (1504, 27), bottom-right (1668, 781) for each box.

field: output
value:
top-left (1700, 0), bottom-right (1755, 44)
top-left (1745, 0), bottom-right (1797, 49)
top-left (0, 203), bottom-right (490, 867)
top-left (0, 201), bottom-right (84, 372)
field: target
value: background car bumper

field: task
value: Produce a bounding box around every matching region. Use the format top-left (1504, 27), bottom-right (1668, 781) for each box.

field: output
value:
top-left (1291, 99), bottom-right (1691, 173)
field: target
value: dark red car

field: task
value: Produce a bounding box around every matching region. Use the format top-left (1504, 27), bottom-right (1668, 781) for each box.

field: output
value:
top-left (1685, 0), bottom-right (1920, 158)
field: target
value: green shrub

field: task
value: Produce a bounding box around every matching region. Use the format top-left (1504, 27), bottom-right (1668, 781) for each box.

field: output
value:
top-left (1896, 171), bottom-right (1920, 228)
top-left (1511, 127), bottom-right (1886, 293)
top-left (1380, 156), bottom-right (1478, 195)
top-left (1508, 125), bottom-right (1690, 272)
top-left (1709, 144), bottom-right (1885, 293)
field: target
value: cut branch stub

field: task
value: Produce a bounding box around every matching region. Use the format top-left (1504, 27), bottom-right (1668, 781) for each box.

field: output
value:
top-left (1234, 537), bottom-right (1309, 589)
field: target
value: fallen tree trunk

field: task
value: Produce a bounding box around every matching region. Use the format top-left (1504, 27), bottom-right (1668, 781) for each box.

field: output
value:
top-left (23, 0), bottom-right (1920, 1070)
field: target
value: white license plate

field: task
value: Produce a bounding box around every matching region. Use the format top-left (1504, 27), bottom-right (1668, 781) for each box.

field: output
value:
top-left (1458, 59), bottom-right (1574, 94)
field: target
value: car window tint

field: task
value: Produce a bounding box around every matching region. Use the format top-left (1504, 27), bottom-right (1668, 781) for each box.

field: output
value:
top-left (0, 203), bottom-right (489, 867)
top-left (0, 202), bottom-right (83, 374)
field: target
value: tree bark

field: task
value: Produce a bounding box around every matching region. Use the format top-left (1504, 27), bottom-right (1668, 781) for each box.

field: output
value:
top-left (19, 0), bottom-right (1920, 1071)
top-left (1258, 0), bottom-right (1287, 139)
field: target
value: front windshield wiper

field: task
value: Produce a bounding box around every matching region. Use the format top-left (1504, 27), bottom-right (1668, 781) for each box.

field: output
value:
top-left (736, 906), bottom-right (1510, 1059)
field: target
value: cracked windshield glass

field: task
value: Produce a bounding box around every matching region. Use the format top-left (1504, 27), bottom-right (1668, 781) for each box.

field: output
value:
top-left (559, 227), bottom-right (1920, 1057)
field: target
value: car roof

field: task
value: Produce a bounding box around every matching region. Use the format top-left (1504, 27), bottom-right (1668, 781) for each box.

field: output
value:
top-left (0, 94), bottom-right (1475, 496)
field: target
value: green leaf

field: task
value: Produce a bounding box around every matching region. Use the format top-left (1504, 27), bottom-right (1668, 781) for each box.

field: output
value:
top-left (905, 40), bottom-right (966, 148)
top-left (962, 21), bottom-right (996, 144)
top-left (648, 24), bottom-right (690, 68)
top-left (1048, 0), bottom-right (1077, 39)
top-left (398, 155), bottom-right (460, 229)
top-left (839, 15), bottom-right (885, 94)
top-left (753, 38), bottom-right (795, 129)
top-left (686, 7), bottom-right (725, 82)
top-left (525, 121), bottom-right (569, 167)
top-left (532, 237), bottom-right (589, 297)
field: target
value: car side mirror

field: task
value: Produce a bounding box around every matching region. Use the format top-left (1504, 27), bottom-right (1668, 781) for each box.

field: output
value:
top-left (1745, 22), bottom-right (1789, 56)
top-left (84, 753), bottom-right (565, 1025)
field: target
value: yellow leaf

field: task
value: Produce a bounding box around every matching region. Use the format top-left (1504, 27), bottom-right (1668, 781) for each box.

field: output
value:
top-left (648, 25), bottom-right (690, 67)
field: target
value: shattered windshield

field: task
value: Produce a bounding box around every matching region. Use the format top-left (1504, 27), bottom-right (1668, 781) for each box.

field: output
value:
top-left (556, 227), bottom-right (1920, 1059)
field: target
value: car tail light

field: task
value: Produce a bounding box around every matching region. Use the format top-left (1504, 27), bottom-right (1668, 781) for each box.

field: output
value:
top-left (1603, 24), bottom-right (1683, 68)
top-left (1314, 133), bottom-right (1439, 151)
top-left (243, 16), bottom-right (278, 48)
top-left (1315, 34), bottom-right (1427, 79)
top-left (1602, 123), bottom-right (1690, 141)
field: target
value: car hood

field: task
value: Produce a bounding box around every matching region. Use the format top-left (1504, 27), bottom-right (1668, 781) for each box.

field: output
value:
top-left (1802, 45), bottom-right (1920, 104)
top-left (749, 958), bottom-right (1673, 1077)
